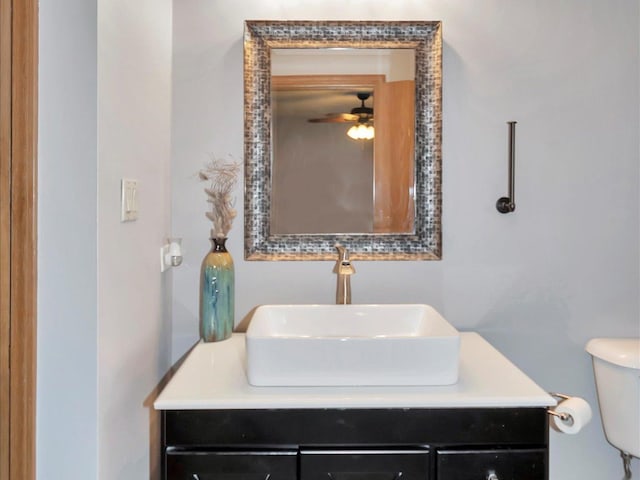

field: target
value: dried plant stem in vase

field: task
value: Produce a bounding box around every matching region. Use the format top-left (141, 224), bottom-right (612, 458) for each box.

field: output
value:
top-left (198, 156), bottom-right (241, 342)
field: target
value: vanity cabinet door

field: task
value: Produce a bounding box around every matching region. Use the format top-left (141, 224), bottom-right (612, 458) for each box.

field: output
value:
top-left (436, 449), bottom-right (547, 480)
top-left (300, 449), bottom-right (430, 480)
top-left (165, 450), bottom-right (297, 480)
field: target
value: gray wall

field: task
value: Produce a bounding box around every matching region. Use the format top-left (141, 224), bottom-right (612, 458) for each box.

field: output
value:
top-left (38, 0), bottom-right (173, 478)
top-left (35, 1), bottom-right (640, 478)
top-left (171, 1), bottom-right (639, 479)
top-left (96, 0), bottom-right (173, 478)
top-left (272, 116), bottom-right (374, 234)
top-left (37, 0), bottom-right (98, 476)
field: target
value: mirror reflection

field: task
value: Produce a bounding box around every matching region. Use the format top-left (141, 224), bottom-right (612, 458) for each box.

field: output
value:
top-left (271, 49), bottom-right (416, 235)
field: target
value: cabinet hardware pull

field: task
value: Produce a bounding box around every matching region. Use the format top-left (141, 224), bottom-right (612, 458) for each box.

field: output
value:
top-left (327, 472), bottom-right (402, 480)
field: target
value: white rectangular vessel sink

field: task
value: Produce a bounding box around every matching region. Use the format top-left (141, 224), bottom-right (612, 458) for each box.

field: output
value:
top-left (245, 304), bottom-right (460, 387)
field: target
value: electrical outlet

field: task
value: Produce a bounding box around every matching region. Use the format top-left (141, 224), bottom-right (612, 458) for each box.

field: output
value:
top-left (160, 244), bottom-right (170, 272)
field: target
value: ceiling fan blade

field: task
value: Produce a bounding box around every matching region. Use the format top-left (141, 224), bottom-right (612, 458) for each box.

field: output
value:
top-left (308, 113), bottom-right (359, 123)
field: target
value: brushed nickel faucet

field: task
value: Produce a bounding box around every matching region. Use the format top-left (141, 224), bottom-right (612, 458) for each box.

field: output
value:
top-left (334, 244), bottom-right (355, 304)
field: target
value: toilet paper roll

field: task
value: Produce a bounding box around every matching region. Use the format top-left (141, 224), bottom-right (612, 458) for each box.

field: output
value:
top-left (551, 397), bottom-right (592, 434)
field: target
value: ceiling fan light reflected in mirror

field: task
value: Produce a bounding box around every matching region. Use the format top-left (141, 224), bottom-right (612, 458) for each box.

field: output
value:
top-left (347, 123), bottom-right (375, 140)
top-left (346, 92), bottom-right (374, 140)
top-left (307, 91), bottom-right (375, 139)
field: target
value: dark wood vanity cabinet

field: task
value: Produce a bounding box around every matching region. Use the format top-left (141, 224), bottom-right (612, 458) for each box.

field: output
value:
top-left (435, 448), bottom-right (547, 480)
top-left (161, 408), bottom-right (549, 480)
top-left (166, 450), bottom-right (297, 480)
top-left (300, 449), bottom-right (430, 480)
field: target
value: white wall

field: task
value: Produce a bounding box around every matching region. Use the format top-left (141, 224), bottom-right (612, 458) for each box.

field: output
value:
top-left (38, 0), bottom-right (173, 478)
top-left (171, 1), bottom-right (639, 479)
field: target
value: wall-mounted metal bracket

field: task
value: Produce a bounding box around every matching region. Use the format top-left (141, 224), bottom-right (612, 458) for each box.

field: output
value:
top-left (496, 121), bottom-right (517, 213)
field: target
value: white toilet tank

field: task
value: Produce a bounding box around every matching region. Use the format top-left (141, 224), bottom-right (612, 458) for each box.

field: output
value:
top-left (586, 337), bottom-right (640, 458)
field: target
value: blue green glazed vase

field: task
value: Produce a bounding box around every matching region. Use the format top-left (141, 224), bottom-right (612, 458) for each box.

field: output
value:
top-left (199, 237), bottom-right (234, 342)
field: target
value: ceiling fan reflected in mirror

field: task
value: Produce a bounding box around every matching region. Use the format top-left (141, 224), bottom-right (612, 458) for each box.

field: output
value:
top-left (308, 92), bottom-right (375, 140)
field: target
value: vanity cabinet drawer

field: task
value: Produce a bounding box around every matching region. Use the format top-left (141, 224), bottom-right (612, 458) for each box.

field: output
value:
top-left (300, 449), bottom-right (430, 480)
top-left (436, 449), bottom-right (546, 480)
top-left (166, 450), bottom-right (297, 480)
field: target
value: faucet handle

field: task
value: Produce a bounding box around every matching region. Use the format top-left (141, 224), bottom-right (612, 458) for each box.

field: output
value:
top-left (334, 244), bottom-right (355, 274)
top-left (335, 243), bottom-right (349, 262)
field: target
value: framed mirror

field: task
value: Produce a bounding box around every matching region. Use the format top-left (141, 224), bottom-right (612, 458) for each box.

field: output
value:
top-left (244, 20), bottom-right (442, 260)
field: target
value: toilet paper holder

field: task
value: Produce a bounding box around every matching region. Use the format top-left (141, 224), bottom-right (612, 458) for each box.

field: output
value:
top-left (547, 392), bottom-right (574, 425)
top-left (546, 393), bottom-right (592, 435)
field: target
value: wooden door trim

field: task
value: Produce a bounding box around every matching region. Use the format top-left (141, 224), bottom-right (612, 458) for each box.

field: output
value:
top-left (271, 74), bottom-right (384, 91)
top-left (0, 0), bottom-right (38, 479)
top-left (11, 0), bottom-right (37, 477)
top-left (0, 0), bottom-right (12, 475)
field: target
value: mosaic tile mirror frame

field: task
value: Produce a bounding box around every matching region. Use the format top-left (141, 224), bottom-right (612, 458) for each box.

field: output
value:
top-left (244, 20), bottom-right (442, 260)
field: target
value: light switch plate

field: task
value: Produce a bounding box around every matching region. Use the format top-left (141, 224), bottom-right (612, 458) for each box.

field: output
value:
top-left (121, 178), bottom-right (138, 222)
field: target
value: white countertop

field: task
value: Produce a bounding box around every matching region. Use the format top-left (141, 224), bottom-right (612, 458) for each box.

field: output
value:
top-left (154, 332), bottom-right (555, 410)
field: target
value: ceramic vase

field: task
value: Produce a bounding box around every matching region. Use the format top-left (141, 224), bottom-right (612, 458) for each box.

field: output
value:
top-left (199, 237), bottom-right (234, 342)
